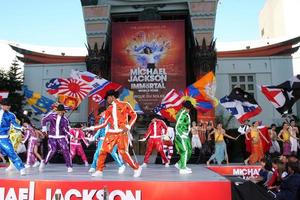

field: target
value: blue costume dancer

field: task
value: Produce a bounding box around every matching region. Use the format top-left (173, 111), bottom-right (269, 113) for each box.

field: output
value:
top-left (89, 112), bottom-right (125, 173)
top-left (0, 98), bottom-right (26, 175)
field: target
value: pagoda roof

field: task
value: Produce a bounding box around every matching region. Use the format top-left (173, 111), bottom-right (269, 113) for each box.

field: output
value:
top-left (10, 36), bottom-right (300, 65)
top-left (217, 36), bottom-right (300, 58)
top-left (10, 45), bottom-right (85, 64)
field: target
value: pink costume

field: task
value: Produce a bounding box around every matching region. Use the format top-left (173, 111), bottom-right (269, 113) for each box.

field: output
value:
top-left (22, 124), bottom-right (40, 166)
top-left (69, 128), bottom-right (89, 164)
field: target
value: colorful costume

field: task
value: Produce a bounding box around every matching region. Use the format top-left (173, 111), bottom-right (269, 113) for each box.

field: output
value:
top-left (248, 128), bottom-right (264, 164)
top-left (174, 109), bottom-right (192, 170)
top-left (90, 116), bottom-right (124, 170)
top-left (207, 129), bottom-right (227, 165)
top-left (22, 124), bottom-right (41, 166)
top-left (69, 128), bottom-right (89, 165)
top-left (269, 130), bottom-right (280, 154)
top-left (191, 126), bottom-right (202, 149)
top-left (282, 130), bottom-right (291, 156)
top-left (289, 127), bottom-right (298, 153)
top-left (163, 126), bottom-right (175, 161)
top-left (41, 112), bottom-right (72, 169)
top-left (0, 109), bottom-right (25, 171)
top-left (142, 118), bottom-right (169, 165)
top-left (92, 99), bottom-right (139, 174)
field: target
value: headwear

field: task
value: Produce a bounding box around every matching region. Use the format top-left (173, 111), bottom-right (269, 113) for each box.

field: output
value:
top-left (105, 90), bottom-right (119, 100)
top-left (0, 98), bottom-right (11, 106)
top-left (182, 100), bottom-right (193, 110)
top-left (56, 104), bottom-right (66, 112)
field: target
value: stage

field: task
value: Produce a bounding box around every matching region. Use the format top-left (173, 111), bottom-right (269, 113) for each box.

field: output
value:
top-left (0, 163), bottom-right (232, 200)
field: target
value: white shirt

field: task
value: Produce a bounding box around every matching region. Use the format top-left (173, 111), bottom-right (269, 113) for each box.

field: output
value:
top-left (55, 115), bottom-right (62, 137)
top-left (238, 125), bottom-right (250, 135)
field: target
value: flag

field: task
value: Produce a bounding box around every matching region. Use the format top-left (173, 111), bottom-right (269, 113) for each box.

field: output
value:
top-left (23, 86), bottom-right (55, 115)
top-left (182, 71), bottom-right (217, 112)
top-left (70, 70), bottom-right (122, 104)
top-left (45, 78), bottom-right (92, 109)
top-left (119, 88), bottom-right (143, 114)
top-left (0, 91), bottom-right (9, 100)
top-left (153, 89), bottom-right (184, 122)
top-left (260, 74), bottom-right (300, 114)
top-left (220, 87), bottom-right (262, 123)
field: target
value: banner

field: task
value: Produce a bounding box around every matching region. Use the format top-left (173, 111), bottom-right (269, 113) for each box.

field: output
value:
top-left (207, 165), bottom-right (261, 179)
top-left (0, 179), bottom-right (231, 200)
top-left (111, 21), bottom-right (186, 113)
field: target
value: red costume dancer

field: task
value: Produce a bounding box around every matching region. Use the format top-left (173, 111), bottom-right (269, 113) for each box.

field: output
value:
top-left (84, 90), bottom-right (141, 177)
top-left (140, 118), bottom-right (169, 167)
top-left (163, 126), bottom-right (175, 162)
top-left (69, 123), bottom-right (89, 166)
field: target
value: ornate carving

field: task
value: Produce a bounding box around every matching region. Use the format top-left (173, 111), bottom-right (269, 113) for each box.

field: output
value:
top-left (85, 42), bottom-right (108, 78)
top-left (191, 38), bottom-right (217, 79)
top-left (138, 7), bottom-right (161, 21)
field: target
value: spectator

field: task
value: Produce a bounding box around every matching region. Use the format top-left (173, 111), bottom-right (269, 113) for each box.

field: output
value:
top-left (276, 161), bottom-right (300, 200)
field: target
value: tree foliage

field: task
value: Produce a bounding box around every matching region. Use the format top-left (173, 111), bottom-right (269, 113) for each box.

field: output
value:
top-left (0, 59), bottom-right (24, 119)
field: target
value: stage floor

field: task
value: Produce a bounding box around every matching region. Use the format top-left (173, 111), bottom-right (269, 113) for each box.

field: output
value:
top-left (0, 163), bottom-right (227, 182)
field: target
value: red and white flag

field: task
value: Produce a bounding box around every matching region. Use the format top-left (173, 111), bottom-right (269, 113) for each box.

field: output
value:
top-left (0, 91), bottom-right (9, 100)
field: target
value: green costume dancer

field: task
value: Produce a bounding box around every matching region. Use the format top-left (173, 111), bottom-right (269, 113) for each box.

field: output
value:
top-left (174, 101), bottom-right (193, 174)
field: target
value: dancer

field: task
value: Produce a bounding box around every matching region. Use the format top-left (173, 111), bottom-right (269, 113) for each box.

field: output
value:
top-left (238, 120), bottom-right (250, 160)
top-left (89, 107), bottom-right (125, 173)
top-left (289, 120), bottom-right (299, 155)
top-left (139, 117), bottom-right (169, 167)
top-left (0, 98), bottom-right (26, 175)
top-left (206, 123), bottom-right (237, 165)
top-left (174, 101), bottom-right (193, 174)
top-left (163, 125), bottom-right (175, 163)
top-left (84, 90), bottom-right (141, 177)
top-left (278, 122), bottom-right (293, 156)
top-left (39, 104), bottom-right (73, 172)
top-left (244, 121), bottom-right (269, 165)
top-left (191, 121), bottom-right (201, 153)
top-left (69, 123), bottom-right (89, 166)
top-left (268, 124), bottom-right (280, 154)
top-left (22, 118), bottom-right (44, 168)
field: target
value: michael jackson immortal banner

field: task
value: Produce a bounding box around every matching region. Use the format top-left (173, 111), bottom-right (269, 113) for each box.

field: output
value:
top-left (111, 21), bottom-right (186, 112)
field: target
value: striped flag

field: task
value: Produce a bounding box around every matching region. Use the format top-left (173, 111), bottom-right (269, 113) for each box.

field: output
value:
top-left (220, 87), bottom-right (262, 123)
top-left (153, 89), bottom-right (184, 122)
top-left (0, 91), bottom-right (9, 100)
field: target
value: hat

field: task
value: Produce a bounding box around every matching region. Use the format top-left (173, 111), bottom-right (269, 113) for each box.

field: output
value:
top-left (56, 104), bottom-right (66, 112)
top-left (182, 101), bottom-right (193, 110)
top-left (0, 98), bottom-right (11, 106)
top-left (105, 90), bottom-right (119, 100)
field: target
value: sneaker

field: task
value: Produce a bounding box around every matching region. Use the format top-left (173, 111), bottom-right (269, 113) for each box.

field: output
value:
top-left (5, 164), bottom-right (14, 171)
top-left (24, 164), bottom-right (31, 168)
top-left (84, 162), bottom-right (89, 167)
top-left (67, 167), bottom-right (73, 173)
top-left (118, 165), bottom-right (126, 174)
top-left (165, 163), bottom-right (170, 168)
top-left (88, 168), bottom-right (96, 173)
top-left (179, 168), bottom-right (192, 174)
top-left (32, 161), bottom-right (40, 168)
top-left (133, 167), bottom-right (142, 178)
top-left (39, 160), bottom-right (45, 171)
top-left (186, 166), bottom-right (192, 171)
top-left (91, 170), bottom-right (103, 177)
top-left (20, 168), bottom-right (26, 176)
top-left (174, 163), bottom-right (179, 169)
top-left (140, 163), bottom-right (147, 168)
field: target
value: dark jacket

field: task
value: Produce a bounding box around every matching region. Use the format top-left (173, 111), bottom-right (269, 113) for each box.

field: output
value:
top-left (276, 173), bottom-right (300, 200)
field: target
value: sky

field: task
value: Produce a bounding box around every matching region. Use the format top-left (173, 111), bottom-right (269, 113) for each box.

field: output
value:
top-left (0, 0), bottom-right (266, 48)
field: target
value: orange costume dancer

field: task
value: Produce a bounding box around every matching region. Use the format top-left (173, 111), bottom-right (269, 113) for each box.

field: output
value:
top-left (244, 121), bottom-right (269, 165)
top-left (84, 90), bottom-right (141, 177)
